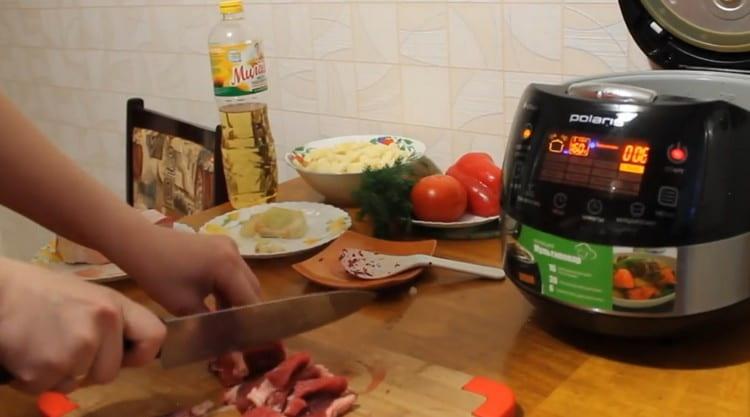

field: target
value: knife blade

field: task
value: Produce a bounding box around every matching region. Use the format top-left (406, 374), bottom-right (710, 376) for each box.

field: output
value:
top-left (159, 289), bottom-right (375, 368)
top-left (0, 290), bottom-right (375, 384)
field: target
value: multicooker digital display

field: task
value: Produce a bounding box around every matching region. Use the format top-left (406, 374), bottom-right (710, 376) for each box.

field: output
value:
top-left (538, 132), bottom-right (650, 196)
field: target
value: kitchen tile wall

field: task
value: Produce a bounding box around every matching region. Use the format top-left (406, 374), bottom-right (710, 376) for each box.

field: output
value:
top-left (0, 0), bottom-right (650, 259)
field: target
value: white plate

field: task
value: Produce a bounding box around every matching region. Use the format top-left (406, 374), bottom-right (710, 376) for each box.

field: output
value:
top-left (412, 213), bottom-right (500, 229)
top-left (31, 222), bottom-right (196, 284)
top-left (32, 242), bottom-right (128, 283)
top-left (199, 202), bottom-right (352, 259)
top-left (613, 292), bottom-right (676, 309)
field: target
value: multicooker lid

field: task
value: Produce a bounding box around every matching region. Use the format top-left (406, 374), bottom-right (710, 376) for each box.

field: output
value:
top-left (620, 0), bottom-right (750, 72)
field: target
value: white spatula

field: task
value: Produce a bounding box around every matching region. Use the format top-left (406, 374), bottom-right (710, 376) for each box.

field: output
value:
top-left (340, 248), bottom-right (505, 280)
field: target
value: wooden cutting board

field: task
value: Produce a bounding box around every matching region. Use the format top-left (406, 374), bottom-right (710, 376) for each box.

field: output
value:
top-left (58, 336), bottom-right (514, 417)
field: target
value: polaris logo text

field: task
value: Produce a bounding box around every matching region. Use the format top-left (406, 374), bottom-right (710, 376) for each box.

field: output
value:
top-left (569, 114), bottom-right (626, 127)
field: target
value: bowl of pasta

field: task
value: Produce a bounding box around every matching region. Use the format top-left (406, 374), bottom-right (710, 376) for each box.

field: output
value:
top-left (285, 135), bottom-right (426, 206)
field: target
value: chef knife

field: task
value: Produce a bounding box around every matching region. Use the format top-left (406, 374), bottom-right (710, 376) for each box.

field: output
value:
top-left (0, 289), bottom-right (375, 384)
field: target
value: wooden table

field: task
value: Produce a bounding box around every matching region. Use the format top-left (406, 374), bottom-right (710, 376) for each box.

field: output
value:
top-left (2, 178), bottom-right (749, 417)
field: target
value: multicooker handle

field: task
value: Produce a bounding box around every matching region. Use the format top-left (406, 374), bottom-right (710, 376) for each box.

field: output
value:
top-left (567, 82), bottom-right (657, 103)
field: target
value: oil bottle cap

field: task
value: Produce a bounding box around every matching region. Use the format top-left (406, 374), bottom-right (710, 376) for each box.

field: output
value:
top-left (220, 0), bottom-right (243, 14)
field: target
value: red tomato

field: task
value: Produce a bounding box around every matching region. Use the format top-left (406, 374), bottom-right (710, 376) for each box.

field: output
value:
top-left (411, 175), bottom-right (467, 222)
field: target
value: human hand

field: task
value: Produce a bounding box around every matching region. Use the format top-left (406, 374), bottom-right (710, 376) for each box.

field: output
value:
top-left (115, 226), bottom-right (261, 316)
top-left (0, 258), bottom-right (165, 394)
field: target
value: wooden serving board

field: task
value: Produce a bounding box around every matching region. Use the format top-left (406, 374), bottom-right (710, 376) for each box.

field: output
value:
top-left (56, 336), bottom-right (513, 417)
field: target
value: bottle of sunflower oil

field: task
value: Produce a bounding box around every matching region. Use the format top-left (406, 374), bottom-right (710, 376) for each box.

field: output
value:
top-left (209, 0), bottom-right (278, 208)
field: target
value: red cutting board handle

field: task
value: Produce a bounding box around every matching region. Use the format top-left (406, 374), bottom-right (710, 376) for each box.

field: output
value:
top-left (463, 376), bottom-right (517, 417)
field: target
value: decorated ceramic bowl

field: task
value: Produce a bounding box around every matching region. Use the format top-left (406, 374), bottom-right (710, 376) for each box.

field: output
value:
top-left (284, 135), bottom-right (426, 207)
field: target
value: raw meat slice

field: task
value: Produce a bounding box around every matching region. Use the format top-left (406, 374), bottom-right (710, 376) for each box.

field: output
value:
top-left (318, 394), bottom-right (356, 417)
top-left (233, 378), bottom-right (267, 413)
top-left (243, 406), bottom-right (284, 417)
top-left (294, 365), bottom-right (323, 382)
top-left (313, 365), bottom-right (333, 378)
top-left (212, 346), bottom-right (356, 417)
top-left (265, 353), bottom-right (311, 389)
top-left (211, 343), bottom-right (286, 387)
top-left (210, 352), bottom-right (249, 387)
top-left (266, 390), bottom-right (289, 412)
top-left (283, 397), bottom-right (307, 417)
top-left (293, 377), bottom-right (348, 399)
top-left (247, 379), bottom-right (277, 408)
top-left (244, 342), bottom-right (287, 376)
top-left (283, 377), bottom-right (349, 417)
top-left (296, 393), bottom-right (357, 417)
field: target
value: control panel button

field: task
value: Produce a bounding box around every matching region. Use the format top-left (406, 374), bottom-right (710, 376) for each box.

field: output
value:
top-left (630, 202), bottom-right (646, 217)
top-left (522, 123), bottom-right (533, 140)
top-left (657, 186), bottom-right (679, 207)
top-left (667, 144), bottom-right (688, 164)
top-left (553, 193), bottom-right (568, 209)
top-left (587, 199), bottom-right (603, 215)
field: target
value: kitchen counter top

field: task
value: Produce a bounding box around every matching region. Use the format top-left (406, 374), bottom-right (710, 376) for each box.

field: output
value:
top-left (2, 178), bottom-right (749, 416)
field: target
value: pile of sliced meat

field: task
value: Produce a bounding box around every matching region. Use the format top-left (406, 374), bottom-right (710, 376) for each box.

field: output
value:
top-left (200, 343), bottom-right (356, 417)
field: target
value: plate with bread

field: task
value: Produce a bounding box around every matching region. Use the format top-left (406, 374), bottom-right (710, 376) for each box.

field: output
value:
top-left (199, 202), bottom-right (352, 259)
top-left (31, 210), bottom-right (190, 283)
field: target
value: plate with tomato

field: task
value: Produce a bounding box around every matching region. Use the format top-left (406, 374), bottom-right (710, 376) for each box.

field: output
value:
top-left (410, 152), bottom-right (502, 229)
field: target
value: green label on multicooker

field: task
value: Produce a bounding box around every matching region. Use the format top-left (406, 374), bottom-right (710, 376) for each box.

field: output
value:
top-left (517, 225), bottom-right (613, 310)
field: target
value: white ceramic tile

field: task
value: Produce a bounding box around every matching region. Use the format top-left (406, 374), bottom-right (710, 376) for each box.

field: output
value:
top-left (399, 124), bottom-right (453, 170)
top-left (316, 61), bottom-right (357, 118)
top-left (355, 63), bottom-right (402, 123)
top-left (352, 3), bottom-right (398, 63)
top-left (244, 3), bottom-right (275, 56)
top-left (87, 51), bottom-right (149, 96)
top-left (38, 86), bottom-right (88, 128)
top-left (318, 115), bottom-right (359, 138)
top-left (563, 4), bottom-right (628, 76)
top-left (356, 119), bottom-right (406, 138)
top-left (58, 7), bottom-right (86, 49)
top-left (451, 69), bottom-right (503, 135)
top-left (449, 4), bottom-right (503, 70)
top-left (401, 66), bottom-right (450, 129)
top-left (272, 4), bottom-right (312, 58)
top-left (283, 111), bottom-right (321, 149)
top-left (3, 81), bottom-right (45, 117)
top-left (504, 4), bottom-right (562, 73)
top-left (178, 6), bottom-right (215, 55)
top-left (144, 6), bottom-right (186, 52)
top-left (265, 57), bottom-right (282, 109)
top-left (182, 53), bottom-right (214, 101)
top-left (46, 49), bottom-right (91, 90)
top-left (311, 3), bottom-right (353, 60)
top-left (504, 71), bottom-right (563, 135)
top-left (628, 37), bottom-right (652, 71)
top-left (398, 3), bottom-right (448, 66)
top-left (278, 59), bottom-right (317, 113)
top-left (0, 9), bottom-right (11, 45)
top-left (7, 8), bottom-right (58, 48)
top-left (451, 131), bottom-right (506, 166)
top-left (144, 52), bottom-right (187, 99)
top-left (83, 90), bottom-right (131, 133)
top-left (55, 124), bottom-right (103, 167)
top-left (2, 48), bottom-right (31, 82)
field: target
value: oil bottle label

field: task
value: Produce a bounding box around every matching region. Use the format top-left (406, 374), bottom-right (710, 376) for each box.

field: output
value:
top-left (210, 40), bottom-right (268, 98)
